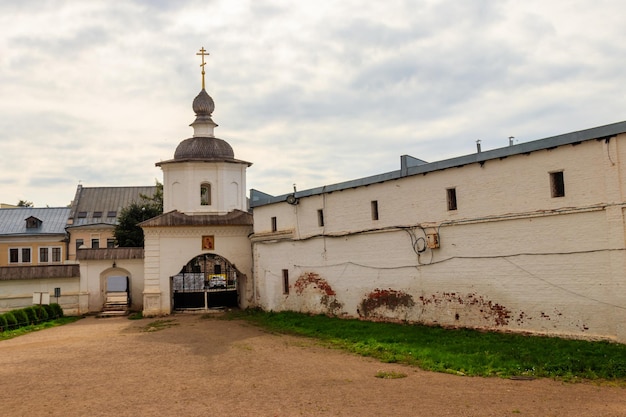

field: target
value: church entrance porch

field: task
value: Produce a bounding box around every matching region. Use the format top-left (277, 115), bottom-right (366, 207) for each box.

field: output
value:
top-left (171, 254), bottom-right (239, 310)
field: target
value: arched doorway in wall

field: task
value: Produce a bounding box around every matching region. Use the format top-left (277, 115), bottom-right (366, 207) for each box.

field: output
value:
top-left (99, 268), bottom-right (132, 313)
top-left (171, 254), bottom-right (240, 310)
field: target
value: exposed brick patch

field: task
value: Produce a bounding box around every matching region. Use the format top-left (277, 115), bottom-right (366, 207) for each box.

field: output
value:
top-left (294, 272), bottom-right (336, 296)
top-left (359, 288), bottom-right (415, 319)
top-left (293, 272), bottom-right (343, 315)
top-left (418, 292), bottom-right (512, 327)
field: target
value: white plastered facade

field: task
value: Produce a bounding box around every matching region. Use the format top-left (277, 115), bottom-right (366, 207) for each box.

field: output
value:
top-left (251, 133), bottom-right (626, 343)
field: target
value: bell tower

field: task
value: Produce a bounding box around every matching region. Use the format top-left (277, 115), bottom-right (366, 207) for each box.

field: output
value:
top-left (156, 48), bottom-right (251, 215)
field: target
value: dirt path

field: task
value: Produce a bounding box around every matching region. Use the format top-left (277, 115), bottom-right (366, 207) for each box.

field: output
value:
top-left (0, 314), bottom-right (624, 416)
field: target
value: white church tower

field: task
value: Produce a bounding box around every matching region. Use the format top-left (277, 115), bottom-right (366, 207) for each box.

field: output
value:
top-left (157, 48), bottom-right (250, 215)
top-left (141, 48), bottom-right (254, 316)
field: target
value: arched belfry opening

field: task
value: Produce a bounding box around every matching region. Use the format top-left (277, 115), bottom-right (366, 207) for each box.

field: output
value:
top-left (171, 253), bottom-right (241, 310)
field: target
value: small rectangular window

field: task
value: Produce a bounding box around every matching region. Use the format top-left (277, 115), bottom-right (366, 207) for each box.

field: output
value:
top-left (317, 209), bottom-right (325, 227)
top-left (550, 171), bottom-right (565, 198)
top-left (76, 239), bottom-right (84, 251)
top-left (52, 247), bottom-right (61, 262)
top-left (77, 211), bottom-right (87, 218)
top-left (282, 269), bottom-right (289, 294)
top-left (91, 238), bottom-right (100, 249)
top-left (271, 216), bottom-right (277, 232)
top-left (107, 211), bottom-right (117, 218)
top-left (107, 238), bottom-right (115, 248)
top-left (371, 200), bottom-right (379, 220)
top-left (447, 188), bottom-right (457, 211)
top-left (22, 248), bottom-right (31, 263)
top-left (40, 248), bottom-right (49, 263)
top-left (93, 211), bottom-right (102, 218)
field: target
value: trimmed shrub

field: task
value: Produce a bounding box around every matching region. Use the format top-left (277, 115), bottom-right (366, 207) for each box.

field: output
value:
top-left (12, 310), bottom-right (29, 328)
top-left (0, 314), bottom-right (8, 332)
top-left (42, 304), bottom-right (55, 319)
top-left (35, 305), bottom-right (49, 321)
top-left (3, 312), bottom-right (18, 330)
top-left (24, 306), bottom-right (39, 324)
top-left (50, 303), bottom-right (64, 318)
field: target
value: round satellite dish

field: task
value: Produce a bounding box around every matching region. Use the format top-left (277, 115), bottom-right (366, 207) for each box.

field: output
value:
top-left (286, 194), bottom-right (298, 205)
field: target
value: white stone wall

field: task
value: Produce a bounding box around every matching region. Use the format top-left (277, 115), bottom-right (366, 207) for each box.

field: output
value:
top-left (78, 258), bottom-right (145, 313)
top-left (252, 135), bottom-right (626, 342)
top-left (0, 277), bottom-right (80, 315)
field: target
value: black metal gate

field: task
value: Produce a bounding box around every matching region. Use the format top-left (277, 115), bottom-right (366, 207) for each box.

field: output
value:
top-left (171, 254), bottom-right (239, 310)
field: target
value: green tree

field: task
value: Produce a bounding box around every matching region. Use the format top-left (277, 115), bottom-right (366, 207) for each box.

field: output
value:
top-left (17, 200), bottom-right (33, 207)
top-left (114, 202), bottom-right (162, 247)
top-left (140, 180), bottom-right (163, 212)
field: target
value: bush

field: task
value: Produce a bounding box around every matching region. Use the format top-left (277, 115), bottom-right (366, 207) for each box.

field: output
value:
top-left (42, 304), bottom-right (55, 319)
top-left (24, 306), bottom-right (39, 324)
top-left (3, 312), bottom-right (18, 330)
top-left (50, 303), bottom-right (64, 318)
top-left (0, 314), bottom-right (7, 332)
top-left (11, 309), bottom-right (29, 328)
top-left (35, 305), bottom-right (48, 321)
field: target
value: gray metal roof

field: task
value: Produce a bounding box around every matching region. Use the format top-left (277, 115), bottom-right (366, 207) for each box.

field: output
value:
top-left (0, 207), bottom-right (70, 236)
top-left (67, 185), bottom-right (157, 228)
top-left (250, 120), bottom-right (626, 207)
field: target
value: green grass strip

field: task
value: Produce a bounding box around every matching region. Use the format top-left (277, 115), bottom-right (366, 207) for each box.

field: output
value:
top-left (0, 317), bottom-right (81, 341)
top-left (229, 310), bottom-right (626, 381)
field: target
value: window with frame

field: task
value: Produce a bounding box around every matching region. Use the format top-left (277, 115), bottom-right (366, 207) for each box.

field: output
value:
top-left (271, 217), bottom-right (277, 232)
top-left (76, 239), bottom-right (84, 251)
top-left (39, 247), bottom-right (62, 263)
top-left (550, 171), bottom-right (565, 198)
top-left (9, 247), bottom-right (31, 264)
top-left (107, 238), bottom-right (115, 248)
top-left (91, 238), bottom-right (100, 249)
top-left (93, 211), bottom-right (102, 218)
top-left (200, 183), bottom-right (211, 206)
top-left (446, 188), bottom-right (457, 211)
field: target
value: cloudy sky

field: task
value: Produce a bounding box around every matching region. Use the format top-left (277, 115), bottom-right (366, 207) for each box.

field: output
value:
top-left (1, 0), bottom-right (625, 207)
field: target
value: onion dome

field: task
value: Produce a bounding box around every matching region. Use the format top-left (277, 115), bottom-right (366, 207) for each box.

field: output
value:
top-left (193, 89), bottom-right (215, 115)
top-left (190, 89), bottom-right (218, 138)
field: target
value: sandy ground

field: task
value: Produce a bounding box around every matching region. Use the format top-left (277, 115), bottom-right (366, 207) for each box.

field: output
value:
top-left (0, 314), bottom-right (625, 417)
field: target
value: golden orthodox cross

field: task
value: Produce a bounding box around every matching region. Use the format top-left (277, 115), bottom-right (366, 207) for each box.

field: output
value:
top-left (196, 47), bottom-right (209, 89)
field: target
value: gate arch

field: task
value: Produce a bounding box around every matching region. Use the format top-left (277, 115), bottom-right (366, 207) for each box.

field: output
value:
top-left (171, 253), bottom-right (241, 310)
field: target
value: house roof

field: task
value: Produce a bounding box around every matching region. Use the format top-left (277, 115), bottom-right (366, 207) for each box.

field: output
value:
top-left (0, 207), bottom-right (70, 236)
top-left (250, 120), bottom-right (626, 207)
top-left (139, 209), bottom-right (253, 227)
top-left (76, 247), bottom-right (144, 260)
top-left (67, 185), bottom-right (157, 228)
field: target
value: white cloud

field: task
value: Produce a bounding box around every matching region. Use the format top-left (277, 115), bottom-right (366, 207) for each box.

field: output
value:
top-left (0, 0), bottom-right (625, 206)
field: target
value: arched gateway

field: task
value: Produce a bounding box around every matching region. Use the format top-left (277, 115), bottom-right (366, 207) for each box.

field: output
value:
top-left (172, 253), bottom-right (242, 310)
top-left (139, 49), bottom-right (253, 316)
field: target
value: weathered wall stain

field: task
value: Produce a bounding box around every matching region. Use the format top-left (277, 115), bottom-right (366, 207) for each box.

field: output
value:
top-left (294, 272), bottom-right (336, 296)
top-left (359, 288), bottom-right (415, 319)
top-left (293, 272), bottom-right (343, 315)
top-left (418, 292), bottom-right (512, 327)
